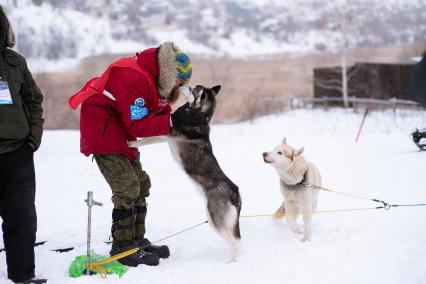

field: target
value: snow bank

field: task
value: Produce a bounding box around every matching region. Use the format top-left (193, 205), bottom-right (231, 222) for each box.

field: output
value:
top-left (0, 109), bottom-right (425, 283)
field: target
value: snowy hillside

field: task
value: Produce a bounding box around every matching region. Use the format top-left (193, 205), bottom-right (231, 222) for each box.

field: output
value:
top-left (0, 108), bottom-right (425, 283)
top-left (3, 0), bottom-right (426, 72)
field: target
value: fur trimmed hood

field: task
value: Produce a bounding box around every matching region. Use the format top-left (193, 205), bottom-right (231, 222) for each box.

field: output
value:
top-left (157, 42), bottom-right (180, 99)
top-left (137, 42), bottom-right (184, 99)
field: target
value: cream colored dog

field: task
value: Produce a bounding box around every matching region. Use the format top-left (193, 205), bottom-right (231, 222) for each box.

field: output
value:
top-left (263, 138), bottom-right (322, 242)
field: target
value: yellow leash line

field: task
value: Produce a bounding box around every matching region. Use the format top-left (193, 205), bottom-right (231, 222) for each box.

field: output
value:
top-left (304, 183), bottom-right (382, 202)
top-left (90, 247), bottom-right (139, 266)
top-left (87, 247), bottom-right (139, 277)
top-left (89, 264), bottom-right (108, 279)
top-left (241, 207), bottom-right (381, 218)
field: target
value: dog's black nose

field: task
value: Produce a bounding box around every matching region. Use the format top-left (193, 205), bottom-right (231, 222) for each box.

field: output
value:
top-left (262, 152), bottom-right (267, 158)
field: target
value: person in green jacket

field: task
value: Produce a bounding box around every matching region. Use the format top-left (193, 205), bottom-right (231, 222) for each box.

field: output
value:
top-left (0, 5), bottom-right (46, 284)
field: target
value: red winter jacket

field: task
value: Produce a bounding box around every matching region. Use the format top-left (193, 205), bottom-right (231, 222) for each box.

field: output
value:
top-left (76, 48), bottom-right (172, 160)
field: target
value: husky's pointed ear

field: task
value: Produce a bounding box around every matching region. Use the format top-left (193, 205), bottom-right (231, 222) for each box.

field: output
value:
top-left (294, 147), bottom-right (304, 156)
top-left (282, 137), bottom-right (287, 145)
top-left (211, 85), bottom-right (221, 95)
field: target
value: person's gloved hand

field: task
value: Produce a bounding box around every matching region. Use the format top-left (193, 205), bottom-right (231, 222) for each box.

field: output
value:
top-left (171, 103), bottom-right (206, 128)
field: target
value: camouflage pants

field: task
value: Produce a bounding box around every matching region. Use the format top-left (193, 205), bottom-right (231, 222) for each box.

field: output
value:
top-left (94, 153), bottom-right (151, 243)
top-left (94, 153), bottom-right (151, 209)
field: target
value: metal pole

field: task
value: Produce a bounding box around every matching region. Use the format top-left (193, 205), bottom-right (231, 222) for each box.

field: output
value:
top-left (85, 191), bottom-right (103, 276)
top-left (355, 106), bottom-right (370, 143)
top-left (86, 192), bottom-right (92, 276)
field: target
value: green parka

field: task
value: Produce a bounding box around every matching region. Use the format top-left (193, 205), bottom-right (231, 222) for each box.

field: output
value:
top-left (0, 49), bottom-right (44, 153)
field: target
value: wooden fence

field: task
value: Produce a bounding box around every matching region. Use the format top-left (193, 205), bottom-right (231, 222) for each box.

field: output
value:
top-left (261, 96), bottom-right (422, 112)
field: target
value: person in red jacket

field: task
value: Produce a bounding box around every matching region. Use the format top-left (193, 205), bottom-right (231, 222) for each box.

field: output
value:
top-left (70, 42), bottom-right (204, 267)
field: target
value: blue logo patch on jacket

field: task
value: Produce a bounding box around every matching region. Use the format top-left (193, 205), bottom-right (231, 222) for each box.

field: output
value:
top-left (134, 98), bottom-right (145, 107)
top-left (130, 98), bottom-right (148, 120)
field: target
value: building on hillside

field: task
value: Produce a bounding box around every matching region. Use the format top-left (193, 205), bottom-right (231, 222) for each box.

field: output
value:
top-left (313, 62), bottom-right (417, 102)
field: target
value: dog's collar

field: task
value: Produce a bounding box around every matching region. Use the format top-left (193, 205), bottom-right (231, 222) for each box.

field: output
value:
top-left (294, 170), bottom-right (308, 185)
top-left (282, 170), bottom-right (308, 189)
top-left (301, 170), bottom-right (308, 184)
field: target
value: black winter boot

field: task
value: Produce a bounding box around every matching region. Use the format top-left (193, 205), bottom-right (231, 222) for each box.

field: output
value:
top-left (110, 242), bottom-right (159, 267)
top-left (135, 238), bottom-right (170, 259)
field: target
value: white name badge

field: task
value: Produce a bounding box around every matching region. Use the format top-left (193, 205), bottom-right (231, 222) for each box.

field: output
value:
top-left (0, 80), bottom-right (12, 105)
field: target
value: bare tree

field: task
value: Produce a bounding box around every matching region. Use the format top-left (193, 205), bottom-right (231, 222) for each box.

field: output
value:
top-left (411, 0), bottom-right (426, 55)
top-left (314, 64), bottom-right (362, 101)
top-left (322, 0), bottom-right (369, 107)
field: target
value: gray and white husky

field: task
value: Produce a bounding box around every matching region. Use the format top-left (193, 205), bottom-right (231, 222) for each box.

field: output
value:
top-left (129, 85), bottom-right (242, 261)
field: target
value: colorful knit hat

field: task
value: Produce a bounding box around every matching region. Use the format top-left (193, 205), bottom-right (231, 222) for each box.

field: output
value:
top-left (175, 51), bottom-right (192, 81)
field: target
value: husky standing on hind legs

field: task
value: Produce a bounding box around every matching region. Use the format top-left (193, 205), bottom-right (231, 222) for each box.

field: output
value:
top-left (130, 85), bottom-right (242, 261)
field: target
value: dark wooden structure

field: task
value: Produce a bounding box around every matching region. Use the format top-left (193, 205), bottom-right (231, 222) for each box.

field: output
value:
top-left (313, 63), bottom-right (416, 101)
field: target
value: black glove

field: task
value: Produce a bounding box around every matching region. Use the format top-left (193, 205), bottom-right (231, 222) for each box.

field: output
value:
top-left (171, 103), bottom-right (206, 128)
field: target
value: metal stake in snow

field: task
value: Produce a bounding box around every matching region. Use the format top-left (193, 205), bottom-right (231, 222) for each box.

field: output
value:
top-left (85, 191), bottom-right (103, 276)
top-left (355, 106), bottom-right (370, 143)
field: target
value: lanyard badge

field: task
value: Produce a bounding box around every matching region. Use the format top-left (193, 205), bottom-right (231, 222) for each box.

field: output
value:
top-left (0, 80), bottom-right (13, 105)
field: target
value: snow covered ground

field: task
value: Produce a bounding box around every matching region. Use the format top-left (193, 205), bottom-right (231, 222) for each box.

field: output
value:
top-left (1, 108), bottom-right (425, 284)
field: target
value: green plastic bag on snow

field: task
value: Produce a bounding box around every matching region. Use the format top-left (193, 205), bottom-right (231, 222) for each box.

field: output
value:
top-left (68, 252), bottom-right (128, 278)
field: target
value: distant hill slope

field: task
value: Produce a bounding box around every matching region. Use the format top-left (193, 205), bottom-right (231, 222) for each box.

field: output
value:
top-left (3, 0), bottom-right (426, 71)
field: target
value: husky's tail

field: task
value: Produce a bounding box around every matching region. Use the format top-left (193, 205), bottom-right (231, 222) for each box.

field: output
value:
top-left (273, 201), bottom-right (286, 219)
